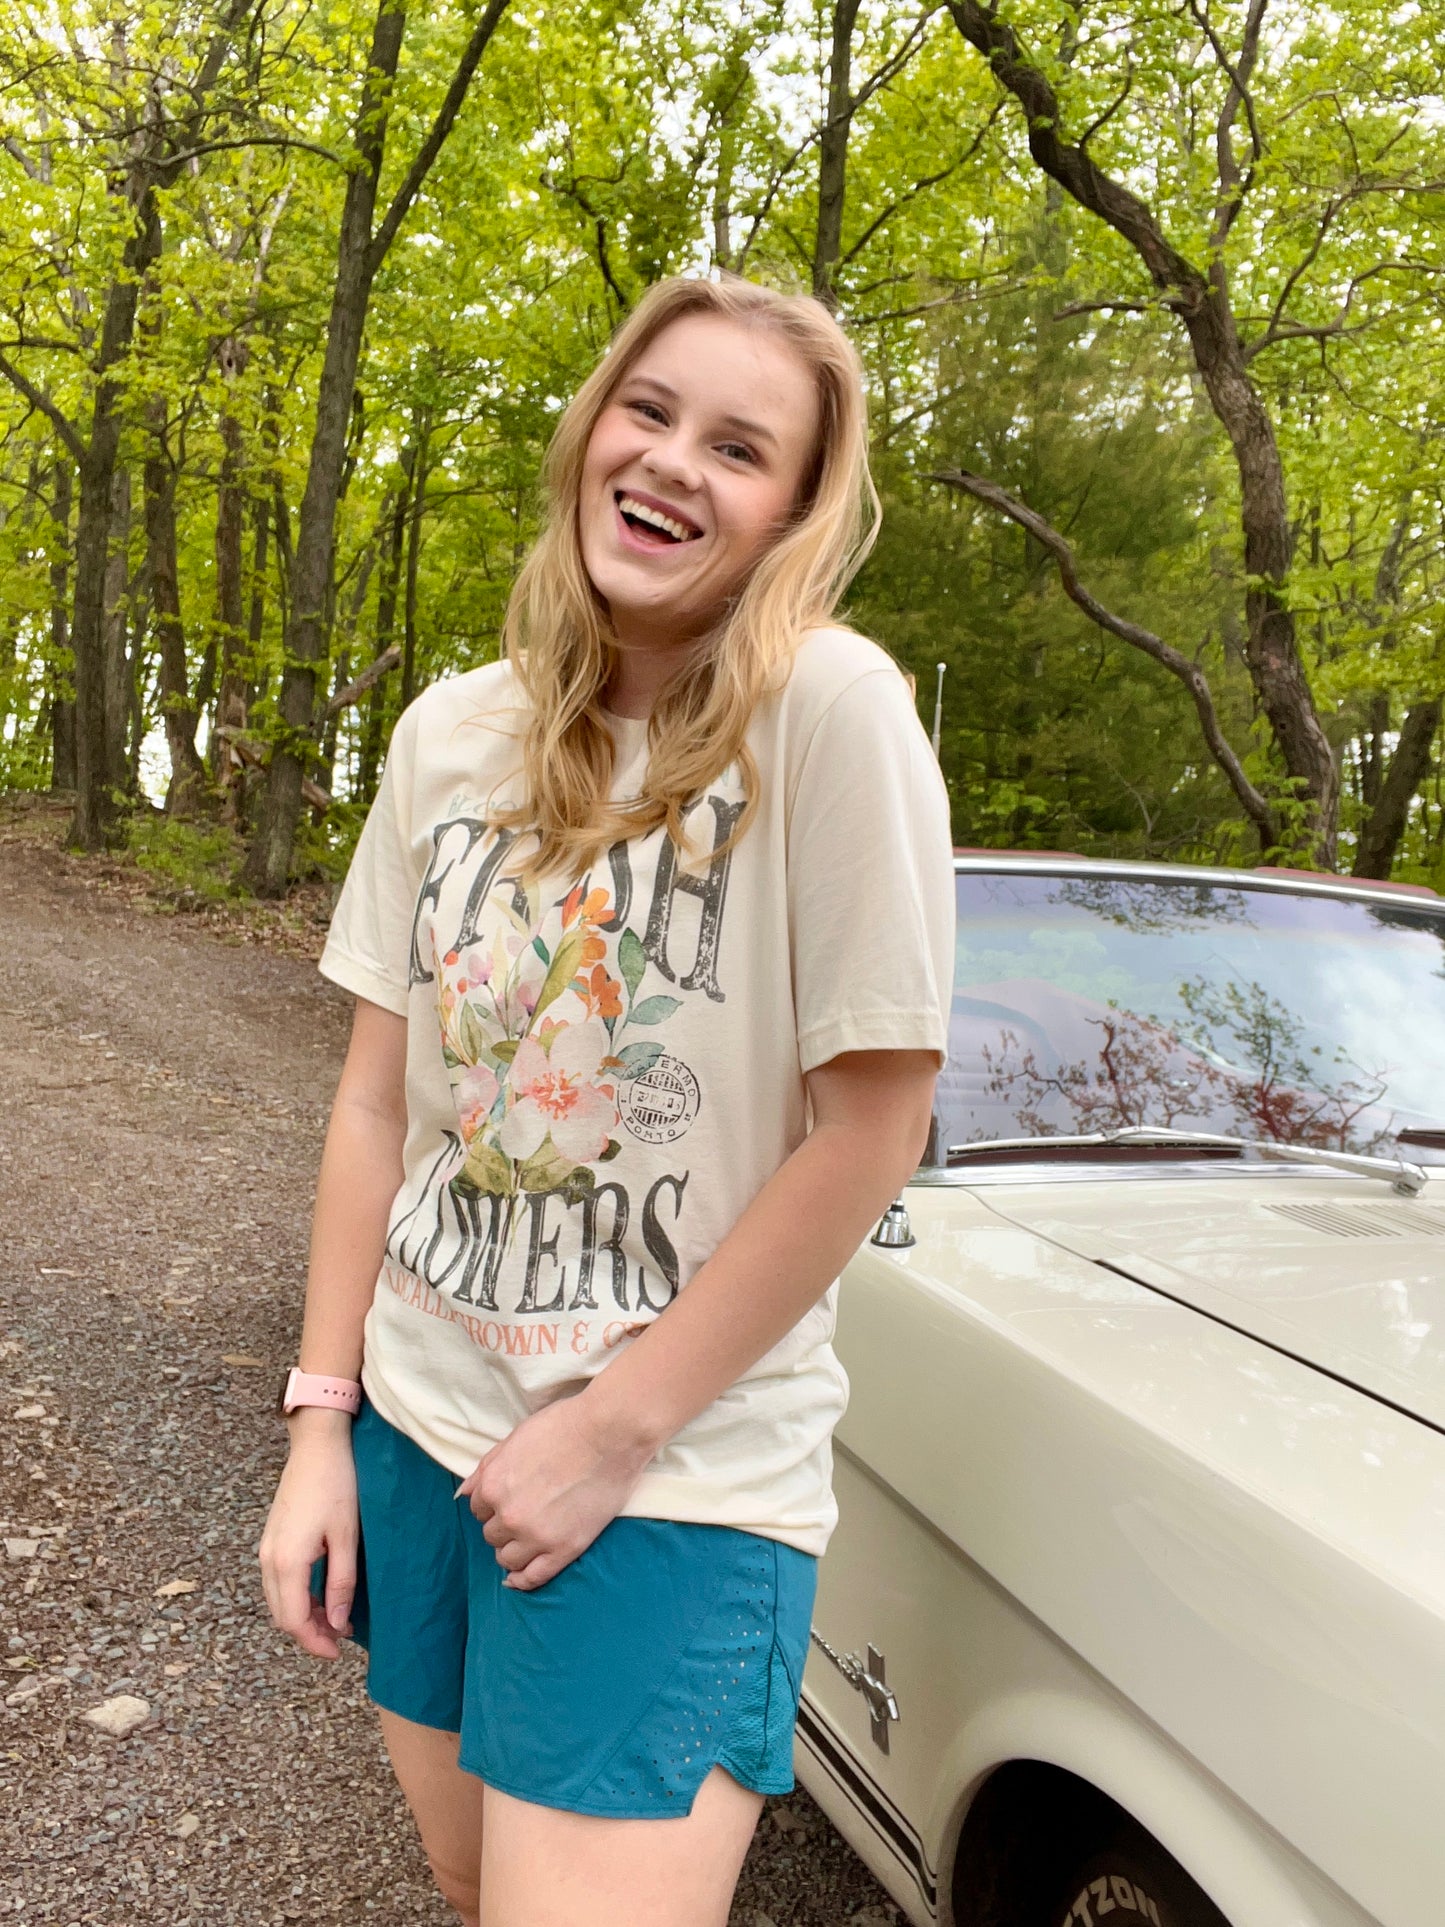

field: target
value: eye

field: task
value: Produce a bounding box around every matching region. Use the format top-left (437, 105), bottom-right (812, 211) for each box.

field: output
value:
top-left (628, 399), bottom-right (666, 423)
top-left (720, 441), bottom-right (757, 464)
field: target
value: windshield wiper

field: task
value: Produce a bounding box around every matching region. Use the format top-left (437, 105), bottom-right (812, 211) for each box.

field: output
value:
top-left (946, 1124), bottom-right (1428, 1195)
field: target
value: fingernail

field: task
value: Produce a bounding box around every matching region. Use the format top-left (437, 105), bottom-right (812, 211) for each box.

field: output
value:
top-left (329, 1605), bottom-right (348, 1631)
top-left (452, 1482), bottom-right (467, 1500)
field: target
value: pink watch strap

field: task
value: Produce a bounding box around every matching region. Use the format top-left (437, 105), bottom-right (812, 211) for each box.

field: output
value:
top-left (281, 1367), bottom-right (362, 1416)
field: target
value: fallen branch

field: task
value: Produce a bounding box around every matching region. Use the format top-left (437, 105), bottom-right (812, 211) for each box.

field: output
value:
top-left (927, 466), bottom-right (1277, 845)
top-left (327, 644), bottom-right (400, 717)
top-left (215, 726), bottom-right (331, 813)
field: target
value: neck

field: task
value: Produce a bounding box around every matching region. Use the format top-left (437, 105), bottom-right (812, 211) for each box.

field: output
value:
top-left (603, 618), bottom-right (713, 717)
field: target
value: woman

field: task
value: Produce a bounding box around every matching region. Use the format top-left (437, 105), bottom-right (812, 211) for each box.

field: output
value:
top-left (259, 270), bottom-right (955, 1927)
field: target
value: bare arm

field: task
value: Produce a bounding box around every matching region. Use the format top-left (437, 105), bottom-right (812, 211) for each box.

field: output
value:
top-left (259, 996), bottom-right (408, 1654)
top-left (289, 996), bottom-right (409, 1432)
top-left (460, 1047), bottom-right (939, 1589)
top-left (582, 1046), bottom-right (938, 1445)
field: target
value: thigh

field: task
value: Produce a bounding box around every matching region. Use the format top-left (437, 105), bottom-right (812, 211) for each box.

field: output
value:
top-left (379, 1706), bottom-right (484, 1924)
top-left (479, 1764), bottom-right (763, 1927)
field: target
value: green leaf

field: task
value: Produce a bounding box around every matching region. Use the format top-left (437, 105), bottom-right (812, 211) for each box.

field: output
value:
top-left (492, 1037), bottom-right (519, 1064)
top-left (531, 934), bottom-right (550, 965)
top-left (461, 1137), bottom-right (515, 1197)
top-left (457, 1001), bottom-right (490, 1064)
top-left (598, 1138), bottom-right (621, 1161)
top-left (618, 927), bottom-right (647, 1003)
top-left (517, 1140), bottom-right (583, 1192)
top-left (441, 1043), bottom-right (463, 1070)
top-left (615, 1040), bottom-right (664, 1080)
top-left (533, 927), bottom-right (586, 1019)
top-left (628, 994), bottom-right (681, 1026)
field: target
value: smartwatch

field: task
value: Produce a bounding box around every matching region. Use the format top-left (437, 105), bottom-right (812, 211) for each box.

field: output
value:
top-left (276, 1367), bottom-right (363, 1419)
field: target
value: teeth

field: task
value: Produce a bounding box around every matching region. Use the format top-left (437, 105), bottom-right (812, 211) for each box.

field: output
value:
top-left (618, 494), bottom-right (697, 542)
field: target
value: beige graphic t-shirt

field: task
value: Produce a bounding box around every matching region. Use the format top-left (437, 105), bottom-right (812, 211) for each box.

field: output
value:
top-left (318, 625), bottom-right (956, 1556)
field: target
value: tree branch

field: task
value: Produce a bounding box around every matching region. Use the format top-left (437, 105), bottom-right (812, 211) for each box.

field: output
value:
top-left (1188, 0), bottom-right (1267, 246)
top-left (945, 0), bottom-right (1208, 314)
top-left (0, 352), bottom-right (84, 466)
top-left (326, 643), bottom-right (400, 716)
top-left (166, 132), bottom-right (347, 170)
top-left (367, 0), bottom-right (512, 273)
top-left (839, 102), bottom-right (1001, 270)
top-left (848, 4), bottom-right (943, 118)
top-left (850, 281), bottom-right (1026, 328)
top-left (1050, 297), bottom-right (1153, 321)
top-left (927, 466), bottom-right (1277, 843)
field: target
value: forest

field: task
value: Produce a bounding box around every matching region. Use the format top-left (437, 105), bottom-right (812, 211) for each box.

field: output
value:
top-left (0, 0), bottom-right (1441, 893)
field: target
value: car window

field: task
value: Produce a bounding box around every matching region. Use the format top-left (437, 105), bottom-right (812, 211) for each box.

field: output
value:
top-left (936, 873), bottom-right (1445, 1164)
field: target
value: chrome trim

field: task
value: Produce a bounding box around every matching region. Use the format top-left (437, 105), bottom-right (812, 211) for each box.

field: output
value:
top-left (808, 1629), bottom-right (901, 1752)
top-left (950, 851), bottom-right (1444, 912)
top-left (870, 1199), bottom-right (916, 1248)
top-left (944, 1126), bottom-right (1427, 1196)
top-left (909, 1159), bottom-right (1442, 1190)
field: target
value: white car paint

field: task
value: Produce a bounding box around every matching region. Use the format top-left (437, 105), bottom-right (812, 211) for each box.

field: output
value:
top-left (795, 861), bottom-right (1445, 1927)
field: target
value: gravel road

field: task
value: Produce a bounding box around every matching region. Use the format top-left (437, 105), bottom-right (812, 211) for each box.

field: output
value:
top-left (0, 802), bottom-right (902, 1927)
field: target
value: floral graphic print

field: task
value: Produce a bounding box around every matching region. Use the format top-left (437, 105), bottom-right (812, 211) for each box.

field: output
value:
top-left (434, 869), bottom-right (682, 1206)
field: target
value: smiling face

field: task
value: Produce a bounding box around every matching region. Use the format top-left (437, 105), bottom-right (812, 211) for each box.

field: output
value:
top-left (578, 312), bottom-right (821, 672)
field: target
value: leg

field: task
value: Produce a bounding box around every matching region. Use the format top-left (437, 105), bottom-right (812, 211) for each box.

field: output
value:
top-left (378, 1706), bottom-right (485, 1927)
top-left (478, 1763), bottom-right (764, 1927)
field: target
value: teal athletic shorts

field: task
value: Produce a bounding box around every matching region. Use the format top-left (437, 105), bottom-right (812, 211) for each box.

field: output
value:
top-left (308, 1393), bottom-right (819, 1818)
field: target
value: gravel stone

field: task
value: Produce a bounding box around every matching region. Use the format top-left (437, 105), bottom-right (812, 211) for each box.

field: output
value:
top-left (0, 805), bottom-right (903, 1925)
top-left (82, 1695), bottom-right (152, 1738)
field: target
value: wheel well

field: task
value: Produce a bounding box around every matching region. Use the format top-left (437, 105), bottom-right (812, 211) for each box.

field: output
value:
top-left (948, 1759), bottom-right (1225, 1927)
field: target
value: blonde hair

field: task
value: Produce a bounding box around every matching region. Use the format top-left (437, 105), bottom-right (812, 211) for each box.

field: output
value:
top-left (484, 271), bottom-right (881, 881)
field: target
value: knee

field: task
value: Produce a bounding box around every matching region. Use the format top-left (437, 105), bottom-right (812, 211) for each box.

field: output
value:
top-left (426, 1850), bottom-right (480, 1927)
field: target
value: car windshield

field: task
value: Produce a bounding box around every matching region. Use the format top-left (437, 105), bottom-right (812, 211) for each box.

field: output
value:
top-left (936, 870), bottom-right (1445, 1166)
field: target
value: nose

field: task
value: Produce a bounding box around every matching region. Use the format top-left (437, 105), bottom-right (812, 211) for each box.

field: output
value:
top-left (639, 426), bottom-right (702, 500)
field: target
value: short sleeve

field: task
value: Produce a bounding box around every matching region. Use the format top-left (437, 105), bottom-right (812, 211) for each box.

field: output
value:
top-left (786, 666), bottom-right (955, 1076)
top-left (317, 700), bottom-right (421, 1016)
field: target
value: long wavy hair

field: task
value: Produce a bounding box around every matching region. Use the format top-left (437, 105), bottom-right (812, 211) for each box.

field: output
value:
top-left (483, 271), bottom-right (881, 882)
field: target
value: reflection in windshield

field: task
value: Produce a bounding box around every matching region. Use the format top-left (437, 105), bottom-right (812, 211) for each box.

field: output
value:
top-left (938, 873), bottom-right (1445, 1164)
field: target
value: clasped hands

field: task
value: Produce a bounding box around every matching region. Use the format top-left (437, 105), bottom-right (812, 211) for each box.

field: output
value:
top-left (454, 1389), bottom-right (656, 1592)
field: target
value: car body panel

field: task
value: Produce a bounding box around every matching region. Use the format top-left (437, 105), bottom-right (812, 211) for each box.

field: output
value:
top-left (800, 1457), bottom-right (1373, 1927)
top-left (800, 1178), bottom-right (1445, 1927)
top-left (975, 1184), bottom-right (1445, 1429)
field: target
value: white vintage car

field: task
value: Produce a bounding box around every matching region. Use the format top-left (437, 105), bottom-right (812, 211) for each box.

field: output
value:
top-left (798, 852), bottom-right (1445, 1927)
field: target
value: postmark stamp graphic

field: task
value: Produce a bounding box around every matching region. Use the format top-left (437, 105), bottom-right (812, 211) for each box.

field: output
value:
top-left (619, 1051), bottom-right (701, 1145)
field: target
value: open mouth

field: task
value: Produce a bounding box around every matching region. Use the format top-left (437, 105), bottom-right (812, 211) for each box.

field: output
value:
top-left (614, 491), bottom-right (703, 549)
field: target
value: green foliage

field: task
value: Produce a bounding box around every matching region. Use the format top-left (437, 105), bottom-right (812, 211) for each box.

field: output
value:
top-left (122, 814), bottom-right (248, 902)
top-left (0, 0), bottom-right (1442, 888)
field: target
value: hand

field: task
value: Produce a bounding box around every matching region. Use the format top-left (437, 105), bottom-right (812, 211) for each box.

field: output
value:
top-left (258, 1422), bottom-right (358, 1659)
top-left (455, 1392), bottom-right (654, 1593)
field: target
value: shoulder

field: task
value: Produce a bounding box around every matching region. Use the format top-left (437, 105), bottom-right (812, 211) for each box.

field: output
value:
top-left (774, 624), bottom-right (923, 756)
top-left (785, 624), bottom-right (909, 712)
top-left (403, 657), bottom-right (526, 741)
top-left (388, 658), bottom-right (529, 770)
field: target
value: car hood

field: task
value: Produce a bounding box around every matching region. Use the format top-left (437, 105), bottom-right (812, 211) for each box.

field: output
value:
top-left (972, 1175), bottom-right (1445, 1432)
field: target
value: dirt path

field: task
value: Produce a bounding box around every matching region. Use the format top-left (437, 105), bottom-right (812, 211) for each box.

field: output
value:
top-left (0, 807), bottom-right (900, 1927)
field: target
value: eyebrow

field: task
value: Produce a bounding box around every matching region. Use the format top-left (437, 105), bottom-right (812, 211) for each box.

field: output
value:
top-left (622, 373), bottom-right (780, 450)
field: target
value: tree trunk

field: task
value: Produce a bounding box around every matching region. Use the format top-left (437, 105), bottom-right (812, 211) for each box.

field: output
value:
top-left (812, 0), bottom-right (860, 309)
top-left (358, 479), bottom-right (409, 802)
top-left (68, 183), bottom-right (162, 849)
top-left (143, 401), bottom-right (207, 815)
top-left (402, 414), bottom-right (431, 708)
top-left (242, 5), bottom-right (406, 897)
top-left (213, 335), bottom-right (251, 821)
top-left (1352, 699), bottom-right (1441, 880)
top-left (48, 462), bottom-right (76, 792)
top-left (945, 0), bottom-right (1340, 865)
top-left (243, 0), bottom-right (511, 893)
top-left (242, 237), bottom-right (378, 892)
top-left (101, 461), bottom-right (136, 801)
